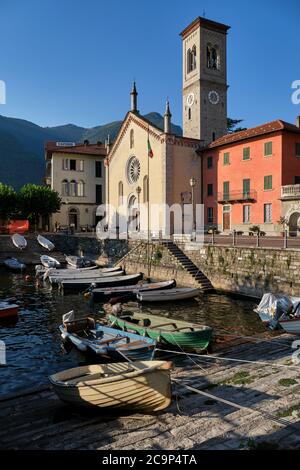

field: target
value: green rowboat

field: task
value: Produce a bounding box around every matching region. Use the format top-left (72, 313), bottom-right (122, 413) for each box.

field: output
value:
top-left (108, 312), bottom-right (213, 351)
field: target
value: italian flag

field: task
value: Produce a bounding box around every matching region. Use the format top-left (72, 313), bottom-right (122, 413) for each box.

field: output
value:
top-left (147, 136), bottom-right (154, 158)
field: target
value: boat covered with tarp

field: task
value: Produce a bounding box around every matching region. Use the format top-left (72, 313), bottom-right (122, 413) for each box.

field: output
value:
top-left (254, 293), bottom-right (300, 331)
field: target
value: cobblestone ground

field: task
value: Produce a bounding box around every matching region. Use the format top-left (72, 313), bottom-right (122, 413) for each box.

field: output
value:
top-left (0, 334), bottom-right (299, 450)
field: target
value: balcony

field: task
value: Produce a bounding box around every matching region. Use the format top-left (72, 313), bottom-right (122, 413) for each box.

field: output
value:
top-left (218, 190), bottom-right (257, 204)
top-left (281, 184), bottom-right (300, 200)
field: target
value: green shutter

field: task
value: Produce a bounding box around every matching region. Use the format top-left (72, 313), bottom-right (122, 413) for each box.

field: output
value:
top-left (243, 179), bottom-right (250, 197)
top-left (223, 152), bottom-right (230, 165)
top-left (223, 181), bottom-right (230, 199)
top-left (264, 175), bottom-right (272, 190)
top-left (264, 142), bottom-right (273, 156)
top-left (243, 147), bottom-right (250, 160)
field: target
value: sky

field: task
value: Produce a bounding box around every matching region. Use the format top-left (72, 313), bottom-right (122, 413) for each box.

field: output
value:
top-left (0, 0), bottom-right (299, 130)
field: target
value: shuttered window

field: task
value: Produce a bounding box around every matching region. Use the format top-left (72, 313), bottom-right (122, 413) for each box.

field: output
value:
top-left (264, 142), bottom-right (273, 156)
top-left (243, 147), bottom-right (250, 160)
top-left (264, 175), bottom-right (273, 190)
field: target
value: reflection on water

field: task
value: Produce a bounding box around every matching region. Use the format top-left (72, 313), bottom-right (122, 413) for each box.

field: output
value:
top-left (0, 267), bottom-right (268, 396)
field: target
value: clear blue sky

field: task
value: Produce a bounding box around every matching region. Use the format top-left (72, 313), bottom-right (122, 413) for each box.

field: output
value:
top-left (1, 0), bottom-right (299, 129)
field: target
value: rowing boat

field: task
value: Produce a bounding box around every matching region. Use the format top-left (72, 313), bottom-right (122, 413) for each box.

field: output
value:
top-left (0, 301), bottom-right (19, 319)
top-left (59, 273), bottom-right (144, 293)
top-left (59, 314), bottom-right (156, 360)
top-left (49, 360), bottom-right (172, 411)
top-left (137, 287), bottom-right (200, 302)
top-left (91, 280), bottom-right (176, 301)
top-left (66, 255), bottom-right (94, 268)
top-left (4, 258), bottom-right (26, 271)
top-left (40, 255), bottom-right (61, 269)
top-left (48, 269), bottom-right (125, 284)
top-left (37, 235), bottom-right (54, 251)
top-left (108, 312), bottom-right (213, 350)
top-left (11, 234), bottom-right (27, 250)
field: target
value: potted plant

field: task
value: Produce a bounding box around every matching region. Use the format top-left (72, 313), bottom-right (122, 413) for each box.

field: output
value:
top-left (249, 225), bottom-right (260, 236)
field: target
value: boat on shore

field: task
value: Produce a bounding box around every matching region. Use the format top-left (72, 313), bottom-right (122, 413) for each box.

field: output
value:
top-left (40, 255), bottom-right (61, 269)
top-left (11, 234), bottom-right (27, 250)
top-left (59, 314), bottom-right (156, 360)
top-left (59, 272), bottom-right (143, 293)
top-left (254, 293), bottom-right (300, 330)
top-left (137, 287), bottom-right (200, 303)
top-left (0, 301), bottom-right (19, 319)
top-left (66, 255), bottom-right (94, 269)
top-left (107, 311), bottom-right (213, 350)
top-left (91, 280), bottom-right (176, 301)
top-left (48, 269), bottom-right (125, 284)
top-left (4, 258), bottom-right (26, 271)
top-left (37, 235), bottom-right (54, 251)
top-left (49, 360), bottom-right (173, 411)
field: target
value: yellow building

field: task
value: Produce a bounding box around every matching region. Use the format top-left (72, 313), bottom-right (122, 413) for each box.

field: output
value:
top-left (45, 141), bottom-right (106, 231)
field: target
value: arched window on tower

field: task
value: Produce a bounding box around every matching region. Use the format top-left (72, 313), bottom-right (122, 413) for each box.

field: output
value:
top-left (143, 175), bottom-right (149, 203)
top-left (207, 44), bottom-right (220, 70)
top-left (187, 46), bottom-right (197, 73)
top-left (118, 181), bottom-right (123, 205)
top-left (62, 179), bottom-right (69, 196)
top-left (130, 129), bottom-right (134, 149)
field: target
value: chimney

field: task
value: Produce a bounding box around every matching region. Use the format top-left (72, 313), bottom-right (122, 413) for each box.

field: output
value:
top-left (105, 134), bottom-right (111, 153)
top-left (296, 116), bottom-right (300, 128)
top-left (164, 100), bottom-right (172, 134)
top-left (130, 81), bottom-right (138, 113)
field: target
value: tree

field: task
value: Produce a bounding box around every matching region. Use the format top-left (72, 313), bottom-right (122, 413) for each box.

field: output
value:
top-left (18, 184), bottom-right (61, 230)
top-left (0, 183), bottom-right (17, 221)
top-left (227, 118), bottom-right (247, 134)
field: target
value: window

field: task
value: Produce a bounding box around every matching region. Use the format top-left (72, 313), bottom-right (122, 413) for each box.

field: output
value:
top-left (78, 160), bottom-right (84, 171)
top-left (264, 203), bottom-right (272, 223)
top-left (212, 132), bottom-right (216, 142)
top-left (188, 108), bottom-right (191, 120)
top-left (96, 185), bottom-right (102, 204)
top-left (207, 156), bottom-right (213, 168)
top-left (296, 143), bottom-right (300, 156)
top-left (62, 159), bottom-right (69, 170)
top-left (77, 181), bottom-right (84, 197)
top-left (207, 207), bottom-right (213, 224)
top-left (70, 159), bottom-right (76, 171)
top-left (223, 181), bottom-right (230, 200)
top-left (295, 176), bottom-right (300, 184)
top-left (143, 175), bottom-right (149, 203)
top-left (61, 179), bottom-right (69, 196)
top-left (243, 179), bottom-right (250, 198)
top-left (69, 180), bottom-right (77, 197)
top-left (130, 129), bottom-right (134, 149)
top-left (243, 147), bottom-right (250, 160)
top-left (243, 205), bottom-right (250, 223)
top-left (187, 45), bottom-right (196, 73)
top-left (264, 175), bottom-right (273, 190)
top-left (223, 152), bottom-right (230, 165)
top-left (118, 181), bottom-right (123, 205)
top-left (207, 183), bottom-right (213, 196)
top-left (95, 161), bottom-right (102, 178)
top-left (207, 44), bottom-right (219, 70)
top-left (264, 141), bottom-right (273, 156)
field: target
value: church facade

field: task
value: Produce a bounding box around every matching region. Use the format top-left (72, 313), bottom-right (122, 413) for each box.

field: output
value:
top-left (105, 16), bottom-right (229, 239)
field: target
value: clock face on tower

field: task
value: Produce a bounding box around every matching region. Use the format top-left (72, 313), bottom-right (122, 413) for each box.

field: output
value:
top-left (208, 90), bottom-right (220, 105)
top-left (186, 92), bottom-right (195, 107)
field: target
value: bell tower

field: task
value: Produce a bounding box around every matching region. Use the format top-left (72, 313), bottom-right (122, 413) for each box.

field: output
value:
top-left (180, 17), bottom-right (230, 145)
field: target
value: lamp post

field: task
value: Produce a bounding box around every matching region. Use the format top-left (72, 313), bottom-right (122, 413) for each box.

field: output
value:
top-left (189, 177), bottom-right (196, 241)
top-left (136, 186), bottom-right (141, 232)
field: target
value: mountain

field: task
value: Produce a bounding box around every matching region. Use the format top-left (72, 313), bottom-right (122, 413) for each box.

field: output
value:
top-left (0, 113), bottom-right (182, 189)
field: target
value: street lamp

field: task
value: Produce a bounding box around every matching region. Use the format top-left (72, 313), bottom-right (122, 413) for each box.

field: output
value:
top-left (189, 177), bottom-right (197, 240)
top-left (136, 186), bottom-right (141, 232)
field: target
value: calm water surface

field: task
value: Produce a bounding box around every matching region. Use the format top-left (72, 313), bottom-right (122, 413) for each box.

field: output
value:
top-left (0, 268), bottom-right (268, 396)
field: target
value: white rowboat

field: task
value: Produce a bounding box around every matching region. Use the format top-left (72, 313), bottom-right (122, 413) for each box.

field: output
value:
top-left (37, 235), bottom-right (55, 251)
top-left (137, 287), bottom-right (200, 302)
top-left (40, 255), bottom-right (61, 269)
top-left (4, 258), bottom-right (26, 271)
top-left (49, 361), bottom-right (172, 411)
top-left (11, 234), bottom-right (27, 250)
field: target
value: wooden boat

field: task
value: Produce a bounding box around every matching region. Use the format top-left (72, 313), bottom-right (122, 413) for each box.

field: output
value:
top-left (91, 280), bottom-right (176, 301)
top-left (4, 258), bottom-right (26, 271)
top-left (278, 317), bottom-right (300, 335)
top-left (59, 273), bottom-right (143, 293)
top-left (66, 255), bottom-right (94, 268)
top-left (49, 360), bottom-right (172, 411)
top-left (108, 312), bottom-right (213, 350)
top-left (59, 314), bottom-right (156, 360)
top-left (41, 265), bottom-right (122, 280)
top-left (37, 234), bottom-right (54, 251)
top-left (11, 234), bottom-right (27, 250)
top-left (40, 255), bottom-right (60, 269)
top-left (48, 269), bottom-right (125, 284)
top-left (137, 287), bottom-right (200, 303)
top-left (0, 301), bottom-right (19, 319)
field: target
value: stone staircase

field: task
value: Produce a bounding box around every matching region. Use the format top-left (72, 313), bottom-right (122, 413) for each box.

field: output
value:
top-left (0, 234), bottom-right (66, 266)
top-left (162, 241), bottom-right (214, 292)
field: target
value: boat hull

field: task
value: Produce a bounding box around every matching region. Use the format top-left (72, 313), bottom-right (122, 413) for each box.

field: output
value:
top-left (92, 280), bottom-right (176, 301)
top-left (0, 303), bottom-right (19, 319)
top-left (49, 270), bottom-right (125, 283)
top-left (137, 288), bottom-right (200, 302)
top-left (49, 361), bottom-right (172, 412)
top-left (108, 314), bottom-right (212, 350)
top-left (60, 273), bottom-right (143, 293)
top-left (279, 318), bottom-right (300, 334)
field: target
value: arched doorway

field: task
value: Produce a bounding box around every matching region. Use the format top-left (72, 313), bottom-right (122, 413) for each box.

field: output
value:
top-left (289, 212), bottom-right (300, 237)
top-left (68, 207), bottom-right (79, 230)
top-left (127, 194), bottom-right (139, 232)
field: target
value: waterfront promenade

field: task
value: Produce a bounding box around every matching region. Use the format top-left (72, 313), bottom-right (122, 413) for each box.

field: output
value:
top-left (0, 334), bottom-right (299, 450)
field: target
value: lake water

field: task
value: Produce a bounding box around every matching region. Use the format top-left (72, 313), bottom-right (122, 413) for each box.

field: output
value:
top-left (0, 267), bottom-right (270, 397)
